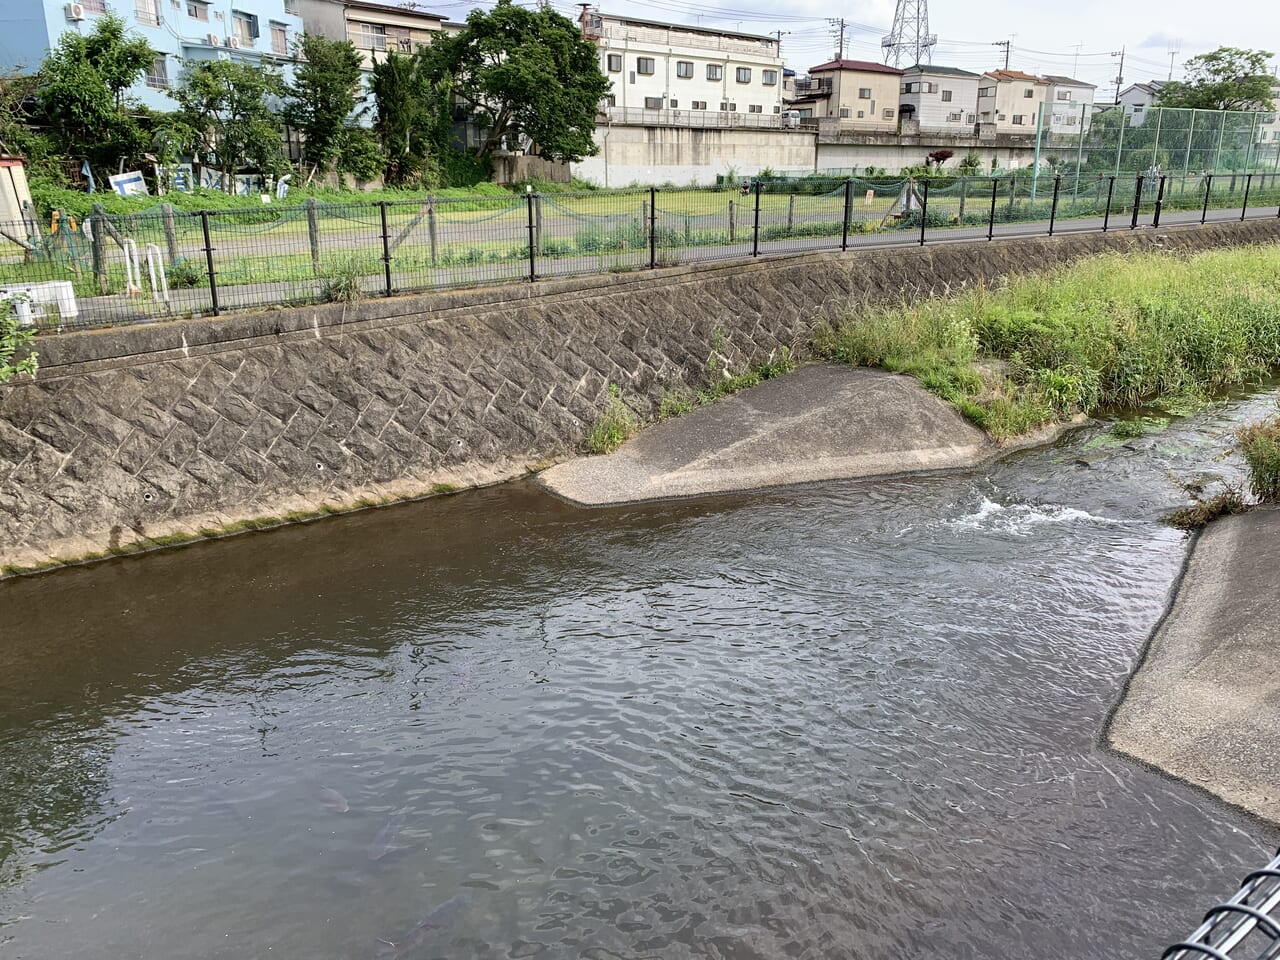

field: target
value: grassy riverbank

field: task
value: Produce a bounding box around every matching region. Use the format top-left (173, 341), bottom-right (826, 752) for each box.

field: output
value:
top-left (818, 244), bottom-right (1280, 439)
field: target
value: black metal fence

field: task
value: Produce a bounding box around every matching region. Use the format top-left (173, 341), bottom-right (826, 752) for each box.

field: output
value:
top-left (1163, 847), bottom-right (1280, 959)
top-left (3, 172), bottom-right (1280, 332)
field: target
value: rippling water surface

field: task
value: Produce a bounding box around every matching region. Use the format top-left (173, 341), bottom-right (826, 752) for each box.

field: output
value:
top-left (2, 387), bottom-right (1278, 960)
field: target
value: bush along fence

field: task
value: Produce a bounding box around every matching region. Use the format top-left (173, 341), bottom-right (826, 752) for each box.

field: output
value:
top-left (4, 171), bottom-right (1280, 331)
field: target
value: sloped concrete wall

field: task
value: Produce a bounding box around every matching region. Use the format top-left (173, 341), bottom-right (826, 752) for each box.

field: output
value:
top-left (3, 219), bottom-right (1279, 571)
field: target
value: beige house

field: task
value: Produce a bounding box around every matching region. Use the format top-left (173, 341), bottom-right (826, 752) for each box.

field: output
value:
top-left (977, 69), bottom-right (1048, 134)
top-left (293, 0), bottom-right (446, 68)
top-left (790, 59), bottom-right (904, 130)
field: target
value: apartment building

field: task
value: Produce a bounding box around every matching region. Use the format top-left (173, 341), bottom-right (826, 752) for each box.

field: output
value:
top-left (293, 0), bottom-right (445, 69)
top-left (977, 69), bottom-right (1048, 134)
top-left (789, 59), bottom-right (903, 130)
top-left (897, 64), bottom-right (980, 132)
top-left (580, 8), bottom-right (784, 124)
top-left (1043, 76), bottom-right (1096, 135)
top-left (1, 0), bottom-right (302, 110)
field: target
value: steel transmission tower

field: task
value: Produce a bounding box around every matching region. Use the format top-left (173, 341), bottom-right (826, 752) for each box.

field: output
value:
top-left (881, 0), bottom-right (937, 67)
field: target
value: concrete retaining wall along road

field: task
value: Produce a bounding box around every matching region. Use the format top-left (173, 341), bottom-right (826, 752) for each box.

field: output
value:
top-left (3, 219), bottom-right (1280, 572)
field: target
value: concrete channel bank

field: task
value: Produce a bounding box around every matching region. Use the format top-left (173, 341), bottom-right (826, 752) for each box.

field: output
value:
top-left (3, 219), bottom-right (1280, 572)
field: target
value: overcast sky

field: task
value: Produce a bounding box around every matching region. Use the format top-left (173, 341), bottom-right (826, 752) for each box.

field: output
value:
top-left (434, 0), bottom-right (1280, 97)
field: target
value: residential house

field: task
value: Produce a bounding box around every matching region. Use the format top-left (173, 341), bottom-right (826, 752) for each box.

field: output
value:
top-left (897, 64), bottom-right (980, 132)
top-left (790, 59), bottom-right (903, 130)
top-left (977, 69), bottom-right (1048, 134)
top-left (293, 0), bottom-right (445, 69)
top-left (580, 8), bottom-right (784, 124)
top-left (1117, 80), bottom-right (1166, 124)
top-left (1042, 76), bottom-right (1095, 136)
top-left (1, 0), bottom-right (302, 110)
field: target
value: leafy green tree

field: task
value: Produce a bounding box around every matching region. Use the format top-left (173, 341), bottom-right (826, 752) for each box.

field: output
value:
top-left (36, 12), bottom-right (152, 176)
top-left (1159, 47), bottom-right (1276, 111)
top-left (441, 0), bottom-right (610, 163)
top-left (369, 50), bottom-right (451, 186)
top-left (170, 60), bottom-right (286, 187)
top-left (1, 295), bottom-right (38, 384)
top-left (284, 34), bottom-right (365, 173)
top-left (0, 73), bottom-right (61, 182)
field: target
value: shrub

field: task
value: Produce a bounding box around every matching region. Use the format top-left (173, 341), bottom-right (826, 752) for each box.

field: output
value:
top-left (1, 294), bottom-right (38, 382)
top-left (1165, 485), bottom-right (1248, 530)
top-left (319, 258), bottom-right (365, 303)
top-left (1238, 416), bottom-right (1280, 502)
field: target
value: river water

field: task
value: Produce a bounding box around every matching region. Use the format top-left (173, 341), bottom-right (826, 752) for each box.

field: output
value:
top-left (2, 386), bottom-right (1278, 960)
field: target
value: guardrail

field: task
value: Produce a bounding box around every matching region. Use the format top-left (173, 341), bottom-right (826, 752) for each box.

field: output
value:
top-left (1163, 848), bottom-right (1280, 959)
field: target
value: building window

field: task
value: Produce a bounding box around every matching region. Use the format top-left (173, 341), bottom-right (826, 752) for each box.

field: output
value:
top-left (145, 55), bottom-right (169, 88)
top-left (676, 60), bottom-right (693, 78)
top-left (81, 0), bottom-right (107, 10)
top-left (636, 57), bottom-right (655, 75)
top-left (856, 110), bottom-right (864, 118)
top-left (669, 99), bottom-right (678, 108)
top-left (762, 69), bottom-right (777, 86)
top-left (735, 67), bottom-right (751, 83)
top-left (355, 22), bottom-right (385, 50)
top-left (773, 105), bottom-right (780, 113)
top-left (707, 64), bottom-right (722, 81)
top-left (1023, 88), bottom-right (1034, 98)
top-left (925, 82), bottom-right (936, 93)
top-left (135, 0), bottom-right (160, 26)
top-left (606, 53), bottom-right (622, 72)
top-left (858, 87), bottom-right (871, 99)
top-left (603, 94), bottom-right (616, 107)
top-left (270, 22), bottom-right (287, 54)
top-left (1065, 114), bottom-right (1078, 126)
top-left (1057, 90), bottom-right (1072, 101)
top-left (948, 111), bottom-right (962, 121)
top-left (749, 104), bottom-right (762, 113)
top-left (644, 96), bottom-right (662, 109)
top-left (1133, 105), bottom-right (1145, 113)
top-left (839, 107), bottom-right (850, 118)
top-left (719, 101), bottom-right (736, 111)
top-left (185, 0), bottom-right (208, 21)
top-left (966, 113), bottom-right (976, 123)
top-left (692, 100), bottom-right (707, 109)
top-left (941, 89), bottom-right (952, 102)
top-left (283, 0), bottom-right (297, 11)
top-left (882, 108), bottom-right (894, 119)
top-left (1012, 114), bottom-right (1024, 125)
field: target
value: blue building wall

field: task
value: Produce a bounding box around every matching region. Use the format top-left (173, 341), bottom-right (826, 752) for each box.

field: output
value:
top-left (0, 0), bottom-right (302, 111)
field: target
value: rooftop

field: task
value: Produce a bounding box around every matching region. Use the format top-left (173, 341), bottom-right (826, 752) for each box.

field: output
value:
top-left (591, 11), bottom-right (776, 45)
top-left (984, 69), bottom-right (1046, 83)
top-left (340, 0), bottom-right (446, 18)
top-left (902, 63), bottom-right (982, 78)
top-left (1043, 74), bottom-right (1097, 88)
top-left (809, 59), bottom-right (903, 75)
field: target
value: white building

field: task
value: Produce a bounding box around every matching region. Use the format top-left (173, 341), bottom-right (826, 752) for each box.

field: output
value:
top-left (1042, 76), bottom-right (1096, 135)
top-left (898, 64), bottom-right (980, 133)
top-left (977, 69), bottom-right (1048, 134)
top-left (1117, 80), bottom-right (1166, 125)
top-left (294, 0), bottom-right (446, 70)
top-left (579, 8), bottom-right (784, 126)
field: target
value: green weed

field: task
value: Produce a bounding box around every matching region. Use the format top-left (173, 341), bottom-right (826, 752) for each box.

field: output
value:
top-left (1238, 415), bottom-right (1280, 502)
top-left (584, 383), bottom-right (638, 454)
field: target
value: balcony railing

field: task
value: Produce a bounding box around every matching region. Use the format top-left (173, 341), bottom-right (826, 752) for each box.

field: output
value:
top-left (596, 25), bottom-right (774, 58)
top-left (601, 106), bottom-right (813, 131)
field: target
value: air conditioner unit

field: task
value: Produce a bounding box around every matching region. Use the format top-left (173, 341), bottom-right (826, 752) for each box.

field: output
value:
top-left (65, 3), bottom-right (85, 20)
top-left (206, 32), bottom-right (221, 45)
top-left (227, 36), bottom-right (241, 49)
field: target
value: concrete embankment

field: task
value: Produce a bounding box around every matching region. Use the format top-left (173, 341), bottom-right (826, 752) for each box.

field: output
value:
top-left (1107, 508), bottom-right (1280, 826)
top-left (3, 219), bottom-right (1280, 573)
top-left (539, 364), bottom-right (993, 505)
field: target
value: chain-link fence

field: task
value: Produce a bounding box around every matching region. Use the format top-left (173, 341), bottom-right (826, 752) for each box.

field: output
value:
top-left (1163, 847), bottom-right (1280, 960)
top-left (3, 171), bottom-right (1279, 331)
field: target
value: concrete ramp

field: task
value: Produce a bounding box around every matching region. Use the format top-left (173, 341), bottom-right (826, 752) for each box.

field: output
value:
top-left (538, 364), bottom-right (993, 506)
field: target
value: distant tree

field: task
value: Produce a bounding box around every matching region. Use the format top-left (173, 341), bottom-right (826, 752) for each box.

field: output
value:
top-left (36, 12), bottom-right (152, 175)
top-left (170, 60), bottom-right (286, 187)
top-left (438, 0), bottom-right (610, 163)
top-left (369, 49), bottom-right (451, 186)
top-left (1159, 47), bottom-right (1276, 112)
top-left (0, 73), bottom-right (60, 181)
top-left (284, 35), bottom-right (365, 174)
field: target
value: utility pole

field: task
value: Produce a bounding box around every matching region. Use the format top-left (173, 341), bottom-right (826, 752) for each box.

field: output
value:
top-left (1111, 46), bottom-right (1125, 104)
top-left (827, 18), bottom-right (846, 60)
top-left (770, 29), bottom-right (790, 55)
top-left (1071, 42), bottom-right (1083, 77)
top-left (1167, 41), bottom-right (1181, 81)
top-left (993, 39), bottom-right (1011, 71)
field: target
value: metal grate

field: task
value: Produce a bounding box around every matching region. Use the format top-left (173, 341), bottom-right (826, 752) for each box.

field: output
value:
top-left (1164, 849), bottom-right (1280, 960)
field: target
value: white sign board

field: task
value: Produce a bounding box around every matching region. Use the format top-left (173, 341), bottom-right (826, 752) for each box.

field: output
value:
top-left (108, 171), bottom-right (149, 197)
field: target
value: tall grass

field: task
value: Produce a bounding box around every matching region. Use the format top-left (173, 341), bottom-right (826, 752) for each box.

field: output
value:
top-left (818, 245), bottom-right (1280, 438)
top-left (1238, 416), bottom-right (1280, 502)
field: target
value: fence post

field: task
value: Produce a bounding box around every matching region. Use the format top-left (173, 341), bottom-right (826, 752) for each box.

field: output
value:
top-left (786, 193), bottom-right (795, 235)
top-left (378, 201), bottom-right (392, 297)
top-left (161, 203), bottom-right (179, 264)
top-left (89, 203), bottom-right (108, 294)
top-left (1129, 175), bottom-right (1144, 230)
top-left (1202, 174), bottom-right (1213, 224)
top-left (534, 194), bottom-right (543, 255)
top-left (199, 210), bottom-right (220, 316)
top-left (918, 179), bottom-right (929, 246)
top-left (728, 198), bottom-right (736, 243)
top-left (751, 180), bottom-right (761, 257)
top-left (987, 177), bottom-right (998, 241)
top-left (1103, 176), bottom-right (1116, 231)
top-left (1048, 175), bottom-right (1061, 236)
top-left (841, 179), bottom-right (852, 251)
top-left (648, 186), bottom-right (657, 269)
top-left (427, 196), bottom-right (437, 266)
top-left (305, 196), bottom-right (320, 270)
top-left (525, 191), bottom-right (537, 282)
top-left (1152, 176), bottom-right (1166, 228)
top-left (958, 176), bottom-right (968, 221)
top-left (1240, 173), bottom-right (1253, 221)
